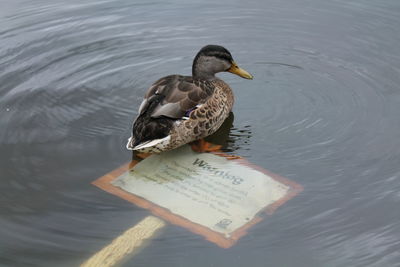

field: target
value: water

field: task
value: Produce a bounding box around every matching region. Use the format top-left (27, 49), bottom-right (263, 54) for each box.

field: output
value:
top-left (1, 0), bottom-right (400, 266)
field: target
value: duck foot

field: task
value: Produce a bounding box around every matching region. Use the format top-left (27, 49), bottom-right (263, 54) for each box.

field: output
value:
top-left (190, 139), bottom-right (222, 153)
top-left (135, 152), bottom-right (152, 159)
top-left (212, 153), bottom-right (242, 160)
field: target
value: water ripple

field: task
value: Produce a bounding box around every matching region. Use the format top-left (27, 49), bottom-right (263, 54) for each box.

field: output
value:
top-left (2, 0), bottom-right (400, 266)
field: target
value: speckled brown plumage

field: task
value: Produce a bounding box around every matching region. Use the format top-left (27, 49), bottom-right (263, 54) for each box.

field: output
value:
top-left (127, 45), bottom-right (252, 153)
top-left (166, 78), bottom-right (234, 151)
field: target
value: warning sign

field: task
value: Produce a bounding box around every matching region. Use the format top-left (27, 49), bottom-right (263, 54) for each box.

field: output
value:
top-left (93, 145), bottom-right (302, 248)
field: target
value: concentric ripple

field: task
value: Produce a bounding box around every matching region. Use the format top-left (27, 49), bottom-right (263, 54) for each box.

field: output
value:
top-left (1, 0), bottom-right (400, 266)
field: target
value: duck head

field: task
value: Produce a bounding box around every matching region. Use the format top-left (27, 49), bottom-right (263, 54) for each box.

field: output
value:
top-left (192, 45), bottom-right (253, 80)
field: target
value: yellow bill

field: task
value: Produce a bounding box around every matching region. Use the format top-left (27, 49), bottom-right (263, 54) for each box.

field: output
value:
top-left (227, 61), bottom-right (253, 79)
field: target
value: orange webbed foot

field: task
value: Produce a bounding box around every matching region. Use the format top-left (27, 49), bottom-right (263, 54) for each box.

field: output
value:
top-left (212, 153), bottom-right (242, 160)
top-left (190, 139), bottom-right (222, 153)
top-left (136, 152), bottom-right (152, 159)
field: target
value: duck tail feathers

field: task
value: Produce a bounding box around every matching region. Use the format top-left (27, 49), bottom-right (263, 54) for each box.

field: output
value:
top-left (126, 136), bottom-right (137, 150)
top-left (126, 135), bottom-right (171, 152)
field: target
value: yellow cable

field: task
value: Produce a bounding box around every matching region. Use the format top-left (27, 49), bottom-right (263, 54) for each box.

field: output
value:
top-left (81, 216), bottom-right (166, 267)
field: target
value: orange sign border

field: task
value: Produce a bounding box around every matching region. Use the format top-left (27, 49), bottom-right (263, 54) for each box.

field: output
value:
top-left (92, 154), bottom-right (303, 248)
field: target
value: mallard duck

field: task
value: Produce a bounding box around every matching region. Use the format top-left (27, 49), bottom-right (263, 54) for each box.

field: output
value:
top-left (127, 45), bottom-right (253, 153)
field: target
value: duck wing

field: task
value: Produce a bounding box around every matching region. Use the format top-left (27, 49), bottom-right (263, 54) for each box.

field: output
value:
top-left (129, 75), bottom-right (214, 148)
top-left (138, 75), bottom-right (214, 119)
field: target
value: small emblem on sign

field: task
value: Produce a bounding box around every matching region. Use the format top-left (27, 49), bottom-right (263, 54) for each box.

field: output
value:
top-left (215, 219), bottom-right (232, 229)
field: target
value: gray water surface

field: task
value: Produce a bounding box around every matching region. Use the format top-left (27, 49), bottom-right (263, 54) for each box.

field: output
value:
top-left (1, 0), bottom-right (400, 266)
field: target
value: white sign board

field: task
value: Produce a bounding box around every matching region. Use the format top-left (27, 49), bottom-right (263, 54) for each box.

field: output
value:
top-left (111, 146), bottom-right (291, 237)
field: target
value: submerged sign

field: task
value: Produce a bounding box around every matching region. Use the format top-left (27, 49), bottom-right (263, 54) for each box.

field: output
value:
top-left (94, 145), bottom-right (302, 248)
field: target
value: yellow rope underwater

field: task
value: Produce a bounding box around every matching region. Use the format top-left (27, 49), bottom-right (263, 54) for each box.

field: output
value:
top-left (81, 216), bottom-right (166, 267)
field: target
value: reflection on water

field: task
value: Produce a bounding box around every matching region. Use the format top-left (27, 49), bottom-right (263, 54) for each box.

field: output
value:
top-left (1, 0), bottom-right (400, 266)
top-left (205, 112), bottom-right (252, 154)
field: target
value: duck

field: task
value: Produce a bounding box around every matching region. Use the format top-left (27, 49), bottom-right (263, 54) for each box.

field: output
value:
top-left (126, 45), bottom-right (253, 153)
